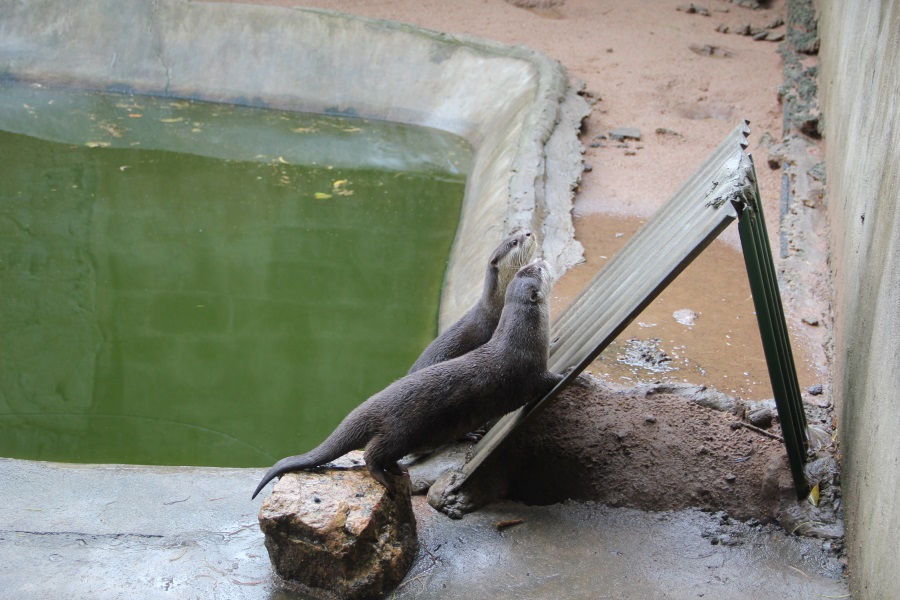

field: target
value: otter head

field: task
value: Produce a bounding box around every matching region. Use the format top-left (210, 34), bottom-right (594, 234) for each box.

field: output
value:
top-left (496, 259), bottom-right (555, 347)
top-left (487, 231), bottom-right (537, 302)
top-left (507, 258), bottom-right (554, 306)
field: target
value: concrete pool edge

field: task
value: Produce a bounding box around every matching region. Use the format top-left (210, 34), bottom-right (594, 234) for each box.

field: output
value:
top-left (0, 0), bottom-right (589, 330)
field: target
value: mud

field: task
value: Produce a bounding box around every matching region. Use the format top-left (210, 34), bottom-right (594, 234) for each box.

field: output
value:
top-left (466, 376), bottom-right (796, 523)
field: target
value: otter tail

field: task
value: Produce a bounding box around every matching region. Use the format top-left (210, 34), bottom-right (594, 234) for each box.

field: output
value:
top-left (251, 415), bottom-right (371, 500)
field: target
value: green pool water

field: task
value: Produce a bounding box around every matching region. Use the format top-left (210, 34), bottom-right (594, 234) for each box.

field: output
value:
top-left (0, 83), bottom-right (469, 467)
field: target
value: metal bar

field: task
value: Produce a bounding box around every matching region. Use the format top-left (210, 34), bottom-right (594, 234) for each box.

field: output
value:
top-left (738, 158), bottom-right (809, 499)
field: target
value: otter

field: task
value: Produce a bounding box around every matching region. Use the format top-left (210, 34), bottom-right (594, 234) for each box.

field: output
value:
top-left (252, 259), bottom-right (562, 499)
top-left (407, 231), bottom-right (535, 374)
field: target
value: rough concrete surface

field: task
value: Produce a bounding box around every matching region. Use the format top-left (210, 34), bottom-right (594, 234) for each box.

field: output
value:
top-left (819, 1), bottom-right (900, 597)
top-left (0, 459), bottom-right (847, 599)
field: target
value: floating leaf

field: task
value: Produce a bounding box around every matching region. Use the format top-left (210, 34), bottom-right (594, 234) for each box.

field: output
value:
top-left (342, 126), bottom-right (361, 133)
top-left (276, 156), bottom-right (289, 164)
top-left (314, 192), bottom-right (332, 200)
top-left (85, 141), bottom-right (110, 148)
top-left (332, 179), bottom-right (354, 196)
top-left (291, 126), bottom-right (316, 134)
top-left (159, 117), bottom-right (184, 123)
top-left (128, 113), bottom-right (142, 118)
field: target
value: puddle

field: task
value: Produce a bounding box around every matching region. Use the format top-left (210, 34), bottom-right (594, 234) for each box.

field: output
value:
top-left (551, 213), bottom-right (818, 400)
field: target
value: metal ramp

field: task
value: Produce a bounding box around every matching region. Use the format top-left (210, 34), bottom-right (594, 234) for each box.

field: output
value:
top-left (453, 120), bottom-right (811, 500)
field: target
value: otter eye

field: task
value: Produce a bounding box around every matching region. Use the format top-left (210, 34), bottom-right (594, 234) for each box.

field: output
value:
top-left (512, 240), bottom-right (518, 246)
top-left (530, 291), bottom-right (539, 303)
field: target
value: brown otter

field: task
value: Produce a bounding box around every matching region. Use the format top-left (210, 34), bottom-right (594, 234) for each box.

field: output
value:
top-left (252, 259), bottom-right (561, 499)
top-left (407, 231), bottom-right (536, 374)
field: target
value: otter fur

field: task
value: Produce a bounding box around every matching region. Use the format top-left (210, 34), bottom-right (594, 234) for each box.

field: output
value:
top-left (252, 259), bottom-right (561, 499)
top-left (408, 231), bottom-right (535, 374)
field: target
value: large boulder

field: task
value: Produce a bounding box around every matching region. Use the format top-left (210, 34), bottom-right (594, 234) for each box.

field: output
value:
top-left (258, 452), bottom-right (417, 599)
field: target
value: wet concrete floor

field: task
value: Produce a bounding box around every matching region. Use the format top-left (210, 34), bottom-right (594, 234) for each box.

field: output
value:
top-left (0, 458), bottom-right (849, 599)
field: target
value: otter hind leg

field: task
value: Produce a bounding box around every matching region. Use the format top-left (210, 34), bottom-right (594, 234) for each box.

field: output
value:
top-left (364, 438), bottom-right (406, 496)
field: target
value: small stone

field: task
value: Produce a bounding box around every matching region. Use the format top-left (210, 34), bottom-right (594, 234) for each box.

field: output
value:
top-left (752, 31), bottom-right (769, 41)
top-left (644, 414), bottom-right (657, 424)
top-left (725, 473), bottom-right (737, 483)
top-left (698, 446), bottom-right (709, 455)
top-left (689, 44), bottom-right (732, 58)
top-left (258, 451), bottom-right (417, 599)
top-left (583, 163), bottom-right (593, 172)
top-left (655, 127), bottom-right (682, 137)
top-left (765, 32), bottom-right (785, 42)
top-left (676, 3), bottom-right (710, 16)
top-left (748, 407), bottom-right (773, 428)
top-left (609, 127), bottom-right (642, 141)
top-left (766, 16), bottom-right (785, 29)
top-left (808, 384), bottom-right (824, 396)
top-left (802, 316), bottom-right (820, 326)
top-left (624, 149), bottom-right (637, 156)
top-left (716, 23), bottom-right (729, 33)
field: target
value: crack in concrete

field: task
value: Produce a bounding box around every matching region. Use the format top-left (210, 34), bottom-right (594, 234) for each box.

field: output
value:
top-left (5, 529), bottom-right (164, 540)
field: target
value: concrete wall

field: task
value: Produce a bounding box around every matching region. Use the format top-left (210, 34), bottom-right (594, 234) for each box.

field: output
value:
top-left (0, 0), bottom-right (588, 331)
top-left (818, 1), bottom-right (900, 597)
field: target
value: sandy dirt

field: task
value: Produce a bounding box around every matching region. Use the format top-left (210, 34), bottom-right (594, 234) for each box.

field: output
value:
top-left (233, 0), bottom-right (833, 522)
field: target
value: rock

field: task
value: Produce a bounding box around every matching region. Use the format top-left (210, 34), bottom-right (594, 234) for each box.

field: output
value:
top-left (808, 384), bottom-right (824, 396)
top-left (258, 451), bottom-right (417, 599)
top-left (405, 442), bottom-right (472, 495)
top-left (676, 3), bottom-right (710, 16)
top-left (609, 127), bottom-right (641, 141)
top-left (689, 44), bottom-right (732, 58)
top-left (640, 382), bottom-right (738, 413)
top-left (655, 127), bottom-right (682, 137)
top-left (748, 407), bottom-right (773, 429)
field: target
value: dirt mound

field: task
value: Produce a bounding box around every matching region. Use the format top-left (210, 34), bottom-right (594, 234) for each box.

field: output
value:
top-left (497, 377), bottom-right (796, 522)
